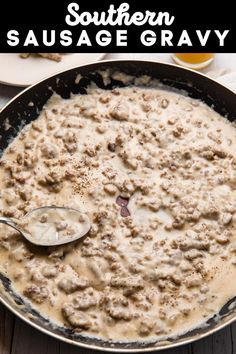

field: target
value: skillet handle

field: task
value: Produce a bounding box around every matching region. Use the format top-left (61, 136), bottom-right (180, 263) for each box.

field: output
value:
top-left (0, 217), bottom-right (20, 233)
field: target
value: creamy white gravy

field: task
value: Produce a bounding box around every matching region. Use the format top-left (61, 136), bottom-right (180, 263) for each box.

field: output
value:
top-left (1, 85), bottom-right (236, 342)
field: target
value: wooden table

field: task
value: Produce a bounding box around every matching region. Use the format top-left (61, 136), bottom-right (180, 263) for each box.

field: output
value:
top-left (1, 53), bottom-right (236, 354)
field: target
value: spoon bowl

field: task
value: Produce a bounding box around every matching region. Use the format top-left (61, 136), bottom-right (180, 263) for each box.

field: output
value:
top-left (0, 206), bottom-right (91, 246)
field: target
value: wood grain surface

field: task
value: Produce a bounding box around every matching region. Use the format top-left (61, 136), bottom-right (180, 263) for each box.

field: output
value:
top-left (0, 303), bottom-right (236, 354)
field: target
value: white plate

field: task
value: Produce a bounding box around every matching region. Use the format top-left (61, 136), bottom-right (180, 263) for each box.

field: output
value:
top-left (0, 53), bottom-right (106, 87)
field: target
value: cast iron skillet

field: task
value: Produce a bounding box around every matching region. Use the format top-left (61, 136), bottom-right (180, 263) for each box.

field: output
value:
top-left (1, 60), bottom-right (236, 352)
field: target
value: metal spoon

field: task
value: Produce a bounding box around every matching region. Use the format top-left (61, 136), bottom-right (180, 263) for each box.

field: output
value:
top-left (0, 206), bottom-right (91, 246)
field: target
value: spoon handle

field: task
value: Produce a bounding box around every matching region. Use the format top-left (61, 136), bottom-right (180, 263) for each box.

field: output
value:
top-left (0, 217), bottom-right (20, 233)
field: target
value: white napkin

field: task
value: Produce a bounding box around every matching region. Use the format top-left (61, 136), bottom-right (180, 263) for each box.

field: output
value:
top-left (207, 69), bottom-right (236, 92)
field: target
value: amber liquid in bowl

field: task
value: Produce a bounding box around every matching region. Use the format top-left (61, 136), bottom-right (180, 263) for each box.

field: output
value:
top-left (173, 53), bottom-right (214, 69)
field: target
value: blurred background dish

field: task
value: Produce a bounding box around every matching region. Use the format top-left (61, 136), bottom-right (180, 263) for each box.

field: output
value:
top-left (0, 53), bottom-right (106, 87)
top-left (172, 53), bottom-right (215, 69)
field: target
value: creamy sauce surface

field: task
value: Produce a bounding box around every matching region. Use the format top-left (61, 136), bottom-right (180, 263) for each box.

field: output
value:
top-left (1, 84), bottom-right (236, 342)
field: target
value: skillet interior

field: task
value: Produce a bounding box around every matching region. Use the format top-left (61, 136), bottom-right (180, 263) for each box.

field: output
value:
top-left (1, 60), bottom-right (236, 352)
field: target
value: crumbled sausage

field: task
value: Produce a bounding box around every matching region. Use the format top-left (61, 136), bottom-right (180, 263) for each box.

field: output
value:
top-left (63, 131), bottom-right (77, 153)
top-left (137, 318), bottom-right (154, 336)
top-left (104, 183), bottom-right (117, 195)
top-left (41, 265), bottom-right (58, 278)
top-left (38, 169), bottom-right (63, 192)
top-left (110, 102), bottom-right (129, 121)
top-left (73, 290), bottom-right (98, 310)
top-left (40, 143), bottom-right (58, 159)
top-left (110, 275), bottom-right (144, 296)
top-left (185, 274), bottom-right (202, 288)
top-left (160, 98), bottom-right (169, 109)
top-left (171, 274), bottom-right (182, 286)
top-left (220, 213), bottom-right (232, 225)
top-left (58, 277), bottom-right (89, 294)
top-left (184, 249), bottom-right (203, 260)
top-left (62, 303), bottom-right (91, 329)
top-left (24, 285), bottom-right (49, 303)
top-left (215, 234), bottom-right (229, 245)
